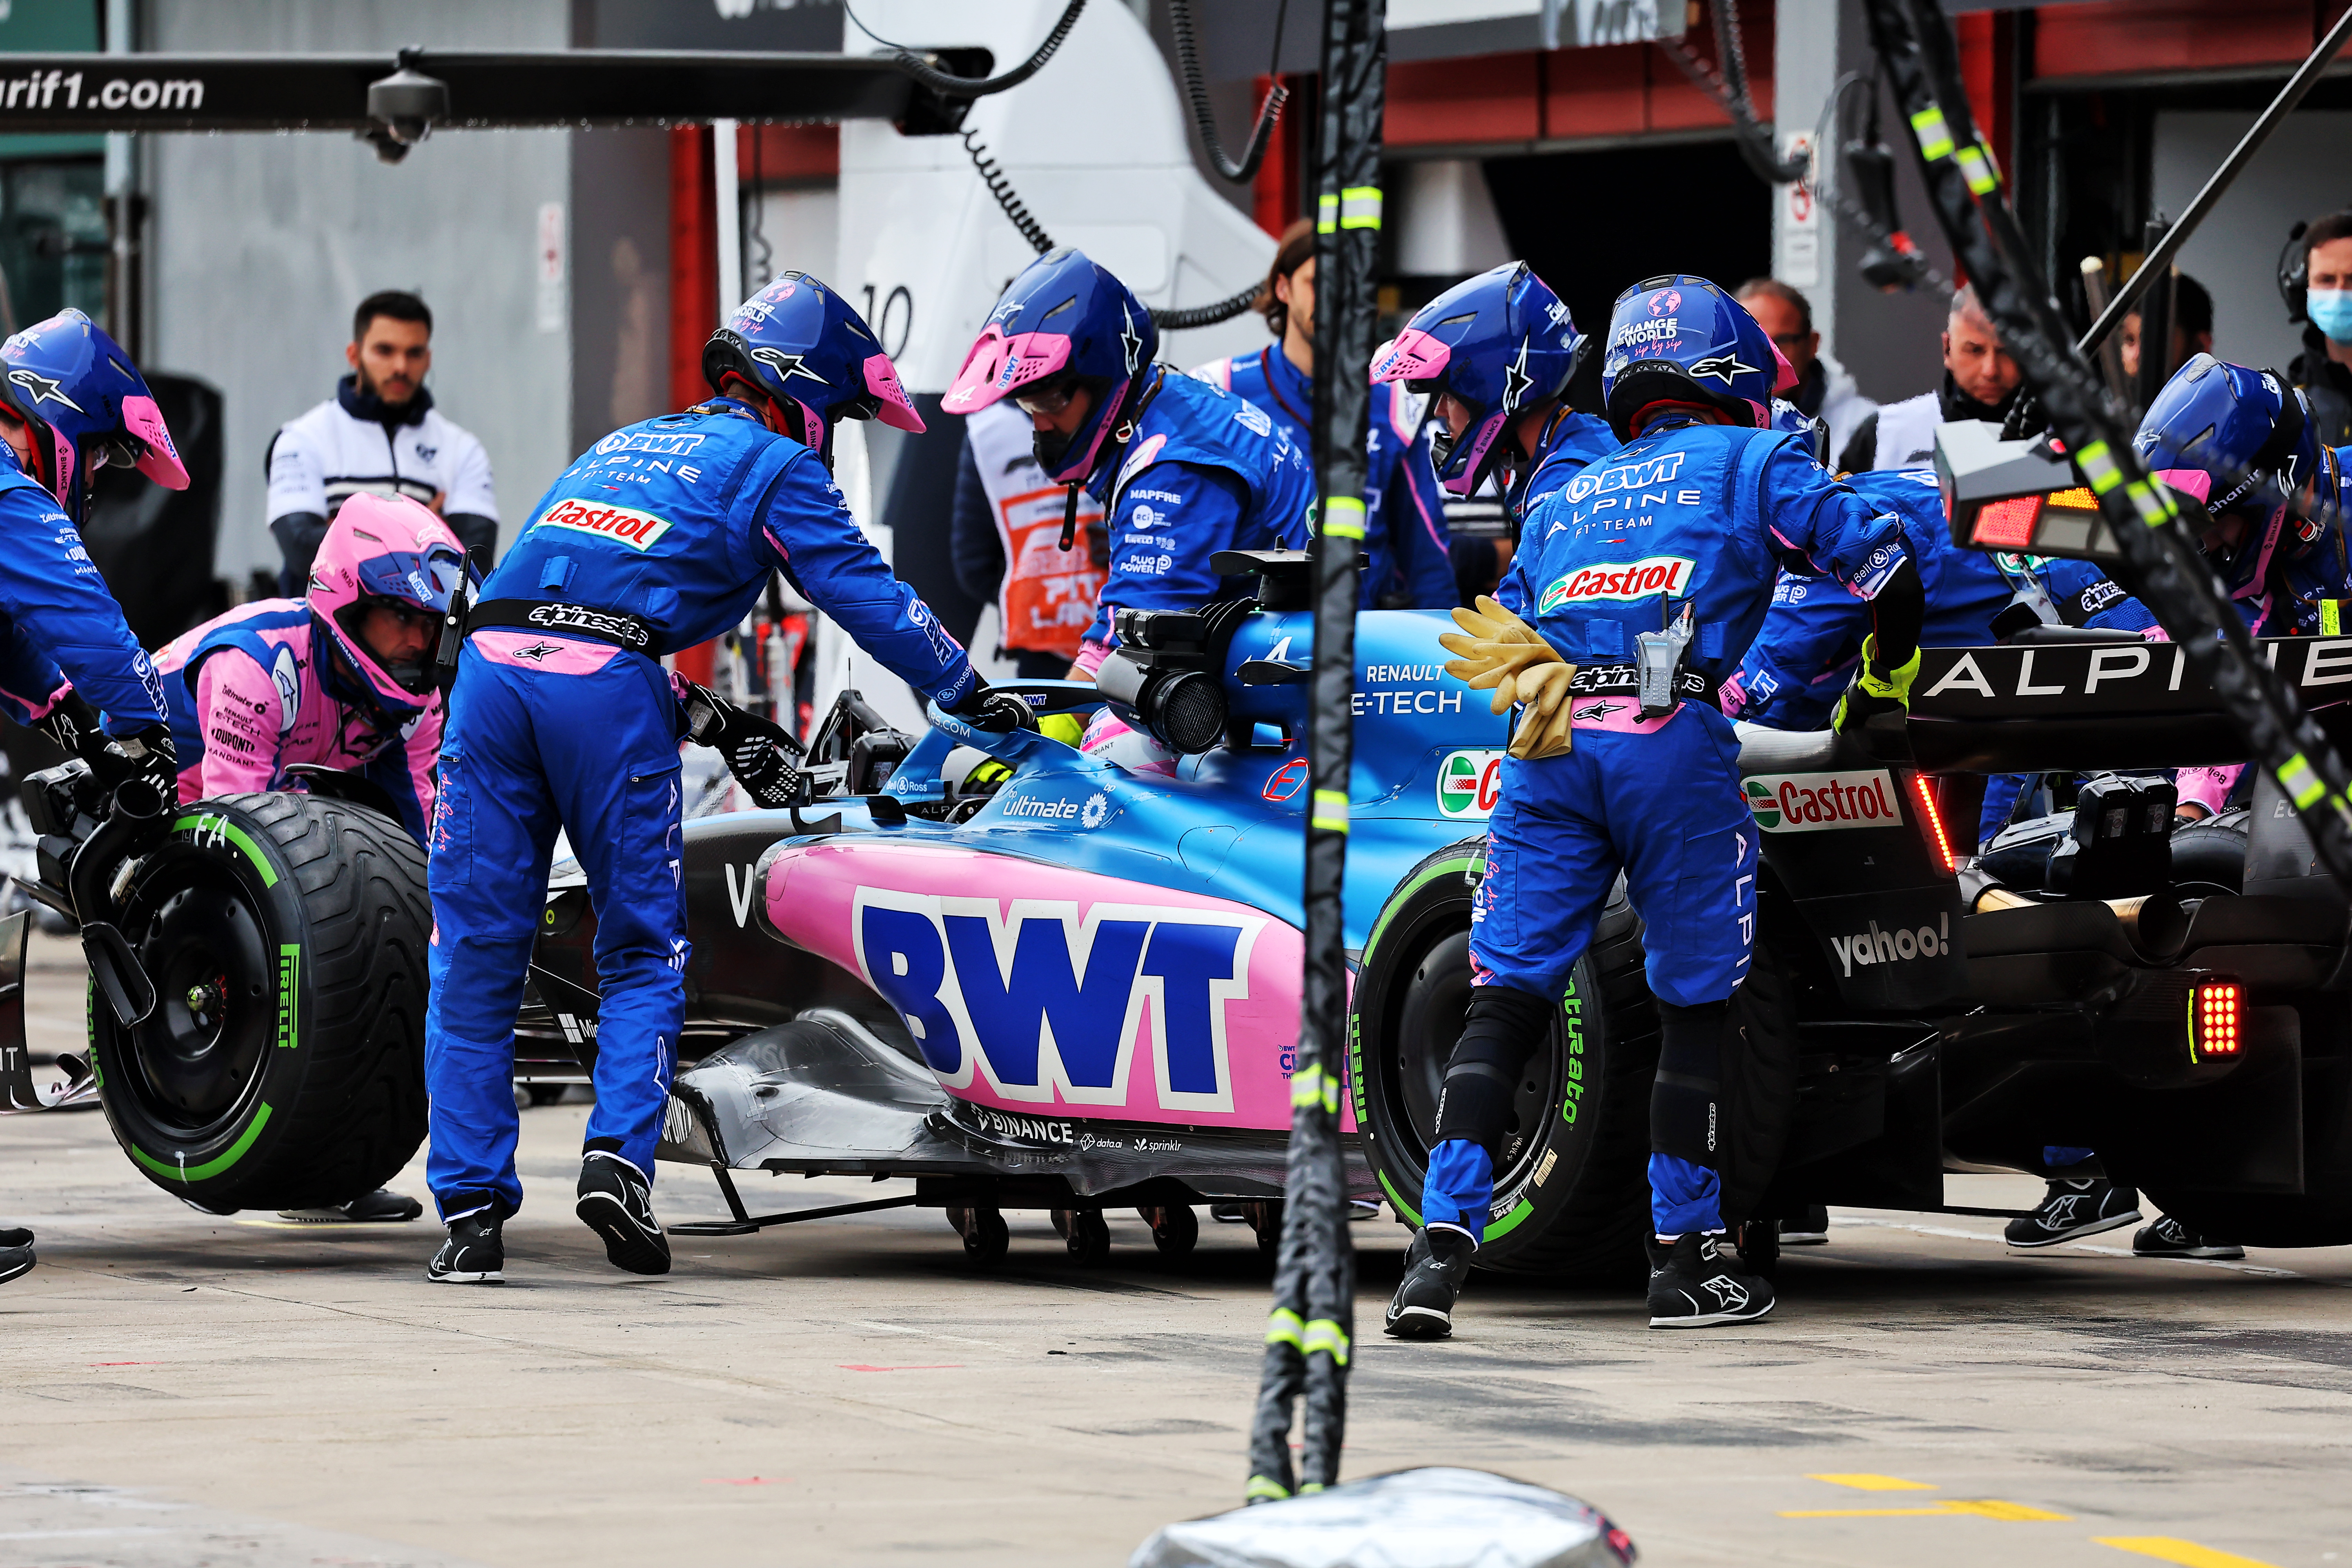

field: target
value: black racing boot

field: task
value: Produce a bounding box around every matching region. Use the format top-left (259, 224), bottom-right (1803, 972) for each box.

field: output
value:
top-left (2004, 1178), bottom-right (2142, 1248)
top-left (576, 1151), bottom-right (671, 1276)
top-left (0, 1227), bottom-right (34, 1285)
top-left (426, 1213), bottom-right (505, 1284)
top-left (280, 1189), bottom-right (425, 1224)
top-left (2132, 1215), bottom-right (2243, 1260)
top-left (1780, 1204), bottom-right (1830, 1245)
top-left (1383, 1226), bottom-right (1475, 1339)
top-left (1647, 1233), bottom-right (1776, 1327)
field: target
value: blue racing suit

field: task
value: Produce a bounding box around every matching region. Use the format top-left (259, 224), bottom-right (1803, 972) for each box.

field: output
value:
top-left (1728, 467), bottom-right (2012, 731)
top-left (1085, 368), bottom-right (1318, 647)
top-left (0, 450), bottom-right (167, 736)
top-left (1422, 419), bottom-right (1908, 1241)
top-left (425, 399), bottom-right (977, 1220)
top-left (1195, 347), bottom-right (1454, 609)
top-left (1488, 408), bottom-right (1617, 617)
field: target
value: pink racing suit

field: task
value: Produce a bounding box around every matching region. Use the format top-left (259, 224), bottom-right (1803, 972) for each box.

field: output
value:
top-left (151, 598), bottom-right (441, 844)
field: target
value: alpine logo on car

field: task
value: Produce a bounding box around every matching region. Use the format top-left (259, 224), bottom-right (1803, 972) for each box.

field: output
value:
top-left (1828, 913), bottom-right (1952, 977)
top-left (532, 497), bottom-right (672, 551)
top-left (1438, 750), bottom-right (1504, 819)
top-left (852, 890), bottom-right (1263, 1114)
top-left (1538, 556), bottom-right (1694, 611)
top-left (1262, 759), bottom-right (1309, 802)
top-left (1744, 770), bottom-right (1904, 832)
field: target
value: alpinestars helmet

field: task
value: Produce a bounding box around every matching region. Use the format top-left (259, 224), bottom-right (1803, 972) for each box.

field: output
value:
top-left (704, 271), bottom-right (925, 470)
top-left (947, 249), bottom-right (1159, 486)
top-left (1370, 261), bottom-right (1579, 497)
top-left (0, 308), bottom-right (188, 525)
top-left (1600, 274), bottom-right (1793, 440)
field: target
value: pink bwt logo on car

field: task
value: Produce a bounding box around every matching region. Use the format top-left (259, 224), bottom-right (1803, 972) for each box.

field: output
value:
top-left (764, 842), bottom-right (1333, 1131)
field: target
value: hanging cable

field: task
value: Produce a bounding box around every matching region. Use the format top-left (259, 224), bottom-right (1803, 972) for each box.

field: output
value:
top-left (1659, 0), bottom-right (1808, 185)
top-left (1152, 282), bottom-right (1264, 332)
top-left (848, 0), bottom-right (1088, 99)
top-left (745, 122), bottom-right (773, 285)
top-left (1166, 0), bottom-right (1292, 184)
top-left (961, 127), bottom-right (1056, 255)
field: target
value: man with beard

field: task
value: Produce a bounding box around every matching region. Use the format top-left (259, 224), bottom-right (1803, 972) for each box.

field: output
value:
top-left (266, 290), bottom-right (499, 592)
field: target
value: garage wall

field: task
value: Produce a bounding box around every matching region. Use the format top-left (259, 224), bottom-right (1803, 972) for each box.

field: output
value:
top-left (143, 0), bottom-right (573, 590)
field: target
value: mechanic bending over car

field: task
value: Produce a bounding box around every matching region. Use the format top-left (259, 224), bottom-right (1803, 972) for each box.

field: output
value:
top-left (1381, 276), bottom-right (1926, 1337)
top-left (424, 272), bottom-right (1027, 1285)
top-left (0, 309), bottom-right (189, 1278)
top-left (1191, 219), bottom-right (1455, 610)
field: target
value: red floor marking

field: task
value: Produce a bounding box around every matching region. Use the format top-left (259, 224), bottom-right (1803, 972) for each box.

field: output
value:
top-left (837, 1364), bottom-right (963, 1372)
top-left (702, 1477), bottom-right (791, 1485)
top-left (89, 1361), bottom-right (159, 1367)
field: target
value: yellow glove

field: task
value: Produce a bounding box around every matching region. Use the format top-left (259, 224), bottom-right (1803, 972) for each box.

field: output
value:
top-left (1038, 712), bottom-right (1087, 748)
top-left (1439, 595), bottom-right (1569, 716)
top-left (1509, 661), bottom-right (1577, 760)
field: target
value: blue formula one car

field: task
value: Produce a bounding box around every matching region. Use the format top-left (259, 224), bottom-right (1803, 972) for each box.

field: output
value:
top-left (518, 553), bottom-right (2352, 1274)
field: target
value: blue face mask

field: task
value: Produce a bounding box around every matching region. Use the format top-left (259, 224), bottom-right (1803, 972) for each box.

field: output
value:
top-left (2310, 288), bottom-right (2352, 345)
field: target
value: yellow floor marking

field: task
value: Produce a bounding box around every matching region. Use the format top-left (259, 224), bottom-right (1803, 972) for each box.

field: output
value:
top-left (2095, 1538), bottom-right (2283, 1568)
top-left (1780, 1500), bottom-right (2070, 1522)
top-left (1808, 1474), bottom-right (1938, 1492)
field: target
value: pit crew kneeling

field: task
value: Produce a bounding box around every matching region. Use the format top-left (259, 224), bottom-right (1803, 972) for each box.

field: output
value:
top-left (1382, 276), bottom-right (1925, 1336)
top-left (424, 272), bottom-right (1026, 1284)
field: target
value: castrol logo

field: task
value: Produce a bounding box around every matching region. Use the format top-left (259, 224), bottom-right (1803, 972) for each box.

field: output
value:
top-left (1742, 769), bottom-right (1904, 833)
top-left (1537, 555), bottom-right (1694, 610)
top-left (531, 497), bottom-right (673, 551)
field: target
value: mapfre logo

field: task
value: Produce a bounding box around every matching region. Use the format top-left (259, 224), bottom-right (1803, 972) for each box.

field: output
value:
top-left (1538, 555), bottom-right (1694, 611)
top-left (1743, 769), bottom-right (1904, 833)
top-left (853, 890), bottom-right (1262, 1114)
top-left (532, 497), bottom-right (673, 551)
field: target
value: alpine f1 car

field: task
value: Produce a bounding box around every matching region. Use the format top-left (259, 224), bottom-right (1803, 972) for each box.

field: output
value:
top-left (499, 550), bottom-right (2352, 1273)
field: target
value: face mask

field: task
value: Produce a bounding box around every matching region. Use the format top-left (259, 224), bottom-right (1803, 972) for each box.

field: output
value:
top-left (2310, 288), bottom-right (2352, 345)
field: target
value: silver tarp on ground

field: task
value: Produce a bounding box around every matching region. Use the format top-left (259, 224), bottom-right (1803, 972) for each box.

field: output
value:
top-left (1129, 1468), bottom-right (1636, 1568)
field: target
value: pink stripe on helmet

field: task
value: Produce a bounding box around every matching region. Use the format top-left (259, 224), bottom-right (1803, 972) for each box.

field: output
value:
top-left (1371, 328), bottom-right (1450, 386)
top-left (2154, 467), bottom-right (2213, 503)
top-left (1769, 340), bottom-right (1798, 395)
top-left (120, 394), bottom-right (189, 490)
top-left (1441, 408), bottom-right (1508, 497)
top-left (944, 325), bottom-right (1074, 413)
top-left (861, 352), bottom-right (925, 433)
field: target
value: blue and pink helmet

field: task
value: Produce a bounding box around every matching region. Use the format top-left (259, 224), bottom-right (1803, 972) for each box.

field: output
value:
top-left (2135, 354), bottom-right (2339, 577)
top-left (947, 249), bottom-right (1159, 485)
top-left (1600, 274), bottom-right (1793, 440)
top-left (704, 271), bottom-right (925, 470)
top-left (0, 308), bottom-right (187, 525)
top-left (309, 493), bottom-right (468, 712)
top-left (1371, 261), bottom-right (1580, 498)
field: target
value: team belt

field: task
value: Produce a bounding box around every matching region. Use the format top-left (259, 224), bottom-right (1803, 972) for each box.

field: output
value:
top-left (463, 599), bottom-right (665, 655)
top-left (1565, 662), bottom-right (1721, 710)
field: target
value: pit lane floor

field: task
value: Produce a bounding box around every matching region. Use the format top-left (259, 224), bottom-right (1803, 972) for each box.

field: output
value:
top-left (3, 932), bottom-right (2348, 1568)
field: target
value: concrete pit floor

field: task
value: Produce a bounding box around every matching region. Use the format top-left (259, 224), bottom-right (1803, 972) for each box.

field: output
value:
top-left (3, 930), bottom-right (2348, 1568)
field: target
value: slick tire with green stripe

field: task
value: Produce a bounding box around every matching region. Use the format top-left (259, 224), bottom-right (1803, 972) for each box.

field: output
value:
top-left (1350, 838), bottom-right (1657, 1279)
top-left (90, 792), bottom-right (430, 1212)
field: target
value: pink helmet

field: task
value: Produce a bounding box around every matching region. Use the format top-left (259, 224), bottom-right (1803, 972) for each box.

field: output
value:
top-left (309, 494), bottom-right (469, 713)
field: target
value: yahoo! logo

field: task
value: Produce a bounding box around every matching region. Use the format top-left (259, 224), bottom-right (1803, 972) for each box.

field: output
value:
top-left (853, 890), bottom-right (1263, 1114)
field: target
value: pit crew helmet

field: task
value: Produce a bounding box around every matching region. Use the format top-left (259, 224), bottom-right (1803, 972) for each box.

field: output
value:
top-left (1600, 274), bottom-right (1795, 440)
top-left (703, 271), bottom-right (925, 472)
top-left (308, 492), bottom-right (469, 712)
top-left (2134, 354), bottom-right (2325, 534)
top-left (1370, 261), bottom-right (1579, 497)
top-left (0, 308), bottom-right (188, 526)
top-left (946, 249), bottom-right (1159, 486)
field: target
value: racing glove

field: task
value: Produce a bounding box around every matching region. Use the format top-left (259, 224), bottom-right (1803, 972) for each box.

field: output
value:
top-left (953, 684), bottom-right (1037, 735)
top-left (31, 688), bottom-right (104, 763)
top-left (1832, 633), bottom-right (1923, 732)
top-left (682, 682), bottom-right (804, 809)
top-left (91, 724), bottom-right (177, 804)
top-left (1439, 595), bottom-right (1577, 760)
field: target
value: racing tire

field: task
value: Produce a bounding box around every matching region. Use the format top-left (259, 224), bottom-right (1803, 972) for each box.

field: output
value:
top-left (958, 1207), bottom-right (1009, 1267)
top-left (1065, 1208), bottom-right (1111, 1265)
top-left (1140, 1204), bottom-right (1199, 1257)
top-left (1351, 839), bottom-right (1656, 1280)
top-left (2169, 808), bottom-right (2249, 898)
top-left (89, 793), bottom-right (430, 1213)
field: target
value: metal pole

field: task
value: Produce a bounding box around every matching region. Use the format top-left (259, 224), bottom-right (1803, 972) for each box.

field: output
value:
top-left (713, 118), bottom-right (743, 324)
top-left (1244, 0), bottom-right (1382, 1508)
top-left (2077, 0), bottom-right (2352, 357)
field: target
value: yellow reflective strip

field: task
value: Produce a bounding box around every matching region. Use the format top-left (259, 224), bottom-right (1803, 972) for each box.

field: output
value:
top-left (1316, 191), bottom-right (1338, 234)
top-left (1338, 185), bottom-right (1383, 229)
top-left (1245, 1474), bottom-right (1291, 1504)
top-left (1290, 1064), bottom-right (1339, 1113)
top-left (1299, 1481), bottom-right (1325, 1495)
top-left (1326, 495), bottom-right (1367, 540)
top-left (2325, 600), bottom-right (2343, 636)
top-left (1955, 143), bottom-right (1998, 195)
top-left (1909, 105), bottom-right (1955, 161)
top-left (1265, 1307), bottom-right (1305, 1348)
top-left (1302, 1318), bottom-right (1352, 1365)
top-left (2077, 440), bottom-right (2123, 494)
top-left (2280, 752), bottom-right (2327, 811)
top-left (2125, 479), bottom-right (2176, 528)
top-left (1311, 788), bottom-right (1349, 833)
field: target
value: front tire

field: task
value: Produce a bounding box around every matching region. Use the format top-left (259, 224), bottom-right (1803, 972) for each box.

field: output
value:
top-left (90, 793), bottom-right (430, 1212)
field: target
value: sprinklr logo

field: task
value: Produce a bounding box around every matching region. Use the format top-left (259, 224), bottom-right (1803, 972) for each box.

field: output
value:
top-left (1829, 914), bottom-right (1951, 977)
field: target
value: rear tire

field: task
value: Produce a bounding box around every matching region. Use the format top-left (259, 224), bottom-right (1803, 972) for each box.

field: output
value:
top-left (90, 793), bottom-right (429, 1212)
top-left (1065, 1209), bottom-right (1111, 1265)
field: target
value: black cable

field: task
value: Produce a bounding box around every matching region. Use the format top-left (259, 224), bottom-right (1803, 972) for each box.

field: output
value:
top-left (1659, 0), bottom-right (1808, 185)
top-left (1167, 0), bottom-right (1292, 184)
top-left (848, 0), bottom-right (1089, 99)
top-left (1152, 282), bottom-right (1263, 332)
top-left (746, 123), bottom-right (772, 285)
top-left (961, 128), bottom-right (1055, 254)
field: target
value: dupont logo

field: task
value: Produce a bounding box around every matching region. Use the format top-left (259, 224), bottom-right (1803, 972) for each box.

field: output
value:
top-left (1743, 770), bottom-right (1904, 833)
top-left (1438, 750), bottom-right (1504, 820)
top-left (532, 497), bottom-right (673, 551)
top-left (1538, 556), bottom-right (1693, 611)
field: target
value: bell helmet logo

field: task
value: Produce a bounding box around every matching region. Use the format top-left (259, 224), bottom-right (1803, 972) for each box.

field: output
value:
top-left (1438, 750), bottom-right (1504, 819)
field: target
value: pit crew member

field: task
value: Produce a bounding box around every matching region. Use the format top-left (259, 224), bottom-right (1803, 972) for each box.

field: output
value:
top-left (267, 290), bottom-right (498, 592)
top-left (1384, 276), bottom-right (1924, 1337)
top-left (1735, 278), bottom-right (1877, 461)
top-left (0, 308), bottom-right (181, 806)
top-left (950, 398), bottom-right (1106, 678)
top-left (1838, 285), bottom-right (2023, 472)
top-left (945, 249), bottom-right (1315, 684)
top-left (1193, 219), bottom-right (1454, 609)
top-left (2289, 209), bottom-right (2352, 447)
top-left (425, 272), bottom-right (1017, 1285)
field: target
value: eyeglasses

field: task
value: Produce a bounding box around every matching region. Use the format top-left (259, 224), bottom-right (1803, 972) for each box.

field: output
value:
top-left (1768, 332), bottom-right (1809, 350)
top-left (1013, 378), bottom-right (1080, 418)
